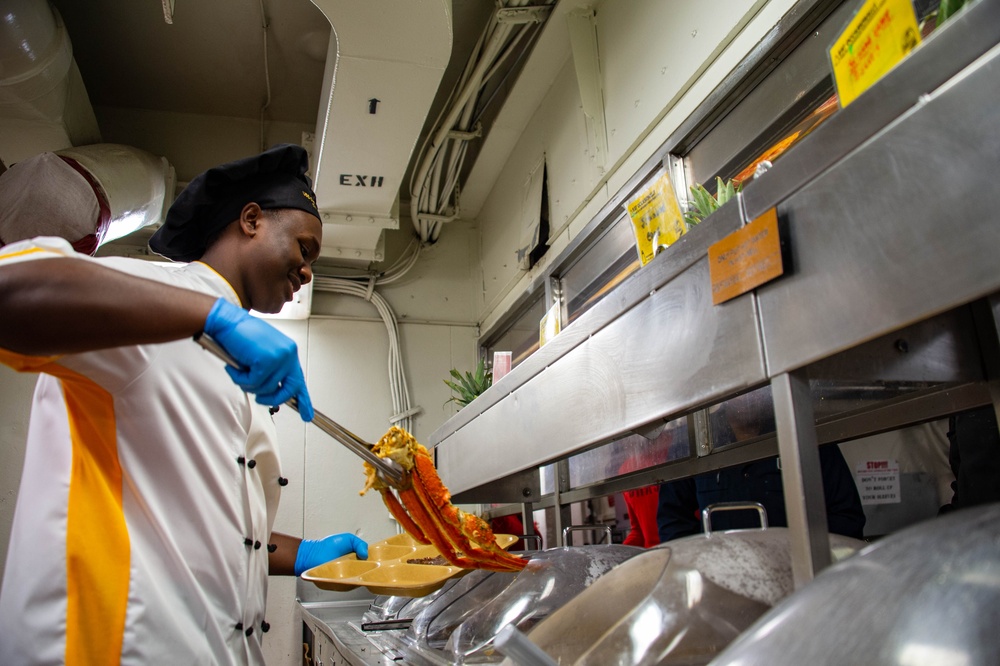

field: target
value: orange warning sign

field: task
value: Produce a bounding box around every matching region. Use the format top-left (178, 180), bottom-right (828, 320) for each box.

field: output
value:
top-left (708, 208), bottom-right (783, 305)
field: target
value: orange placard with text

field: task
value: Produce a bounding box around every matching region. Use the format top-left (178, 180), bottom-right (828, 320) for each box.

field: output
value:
top-left (708, 208), bottom-right (783, 305)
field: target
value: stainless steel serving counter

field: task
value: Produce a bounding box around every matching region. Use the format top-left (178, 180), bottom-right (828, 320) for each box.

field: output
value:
top-left (299, 598), bottom-right (403, 666)
top-left (427, 0), bottom-right (1000, 586)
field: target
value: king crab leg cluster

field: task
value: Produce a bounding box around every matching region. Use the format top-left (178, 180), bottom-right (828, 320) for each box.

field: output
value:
top-left (360, 426), bottom-right (526, 572)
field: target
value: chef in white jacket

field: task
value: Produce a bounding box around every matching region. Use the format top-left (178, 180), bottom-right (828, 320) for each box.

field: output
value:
top-left (0, 144), bottom-right (367, 665)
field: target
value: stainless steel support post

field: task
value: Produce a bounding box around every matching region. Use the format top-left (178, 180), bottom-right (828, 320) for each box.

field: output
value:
top-left (521, 502), bottom-right (536, 538)
top-left (553, 460), bottom-right (572, 546)
top-left (689, 409), bottom-right (712, 457)
top-left (545, 276), bottom-right (567, 330)
top-left (771, 370), bottom-right (831, 587)
top-left (980, 294), bottom-right (1000, 429)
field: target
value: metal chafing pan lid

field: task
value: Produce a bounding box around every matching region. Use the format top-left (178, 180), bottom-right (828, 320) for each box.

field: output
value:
top-left (503, 527), bottom-right (865, 666)
top-left (710, 503), bottom-right (1000, 666)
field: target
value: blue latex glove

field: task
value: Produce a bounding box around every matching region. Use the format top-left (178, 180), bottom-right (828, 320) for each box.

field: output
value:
top-left (294, 534), bottom-right (369, 576)
top-left (203, 298), bottom-right (315, 421)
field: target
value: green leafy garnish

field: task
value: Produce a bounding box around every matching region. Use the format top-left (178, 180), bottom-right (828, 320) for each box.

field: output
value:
top-left (444, 358), bottom-right (492, 407)
top-left (684, 177), bottom-right (741, 226)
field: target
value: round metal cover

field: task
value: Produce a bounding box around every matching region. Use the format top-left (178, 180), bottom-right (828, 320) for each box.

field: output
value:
top-left (710, 503), bottom-right (1000, 666)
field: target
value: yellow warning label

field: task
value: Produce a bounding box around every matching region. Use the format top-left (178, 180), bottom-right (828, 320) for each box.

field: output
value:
top-left (830, 0), bottom-right (921, 107)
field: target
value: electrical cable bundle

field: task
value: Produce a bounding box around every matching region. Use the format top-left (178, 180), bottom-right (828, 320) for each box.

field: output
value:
top-left (409, 0), bottom-right (553, 244)
top-left (313, 273), bottom-right (419, 434)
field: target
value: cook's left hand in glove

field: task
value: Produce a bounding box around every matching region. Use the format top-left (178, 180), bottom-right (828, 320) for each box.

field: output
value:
top-left (294, 534), bottom-right (369, 576)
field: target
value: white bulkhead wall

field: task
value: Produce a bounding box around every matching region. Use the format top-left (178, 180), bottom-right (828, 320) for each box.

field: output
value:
top-left (261, 226), bottom-right (481, 663)
top-left (475, 0), bottom-right (799, 332)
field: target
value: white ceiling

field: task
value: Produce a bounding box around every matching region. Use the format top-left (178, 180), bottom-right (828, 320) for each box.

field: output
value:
top-left (1, 0), bottom-right (564, 272)
top-left (50, 0), bottom-right (494, 127)
top-left (37, 0), bottom-right (503, 267)
top-left (50, 0), bottom-right (329, 124)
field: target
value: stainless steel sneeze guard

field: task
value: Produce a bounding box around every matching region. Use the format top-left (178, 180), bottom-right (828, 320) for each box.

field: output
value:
top-left (756, 42), bottom-right (1000, 374)
top-left (430, 3), bottom-right (1000, 509)
top-left (438, 245), bottom-right (767, 498)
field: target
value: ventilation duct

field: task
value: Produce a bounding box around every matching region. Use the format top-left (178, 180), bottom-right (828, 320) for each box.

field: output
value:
top-left (56, 143), bottom-right (175, 245)
top-left (0, 2), bottom-right (172, 254)
top-left (0, 144), bottom-right (174, 255)
top-left (0, 0), bottom-right (101, 162)
top-left (308, 0), bottom-right (452, 266)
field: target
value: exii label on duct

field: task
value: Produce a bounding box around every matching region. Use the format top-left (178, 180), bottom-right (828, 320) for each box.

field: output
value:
top-left (339, 174), bottom-right (385, 187)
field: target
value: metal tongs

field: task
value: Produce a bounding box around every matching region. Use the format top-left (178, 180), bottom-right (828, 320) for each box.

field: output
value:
top-left (195, 333), bottom-right (403, 485)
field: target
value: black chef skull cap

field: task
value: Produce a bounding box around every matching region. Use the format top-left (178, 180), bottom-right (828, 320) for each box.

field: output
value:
top-left (149, 144), bottom-right (319, 262)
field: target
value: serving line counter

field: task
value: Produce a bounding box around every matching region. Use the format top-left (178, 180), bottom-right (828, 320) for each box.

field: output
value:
top-left (427, 0), bottom-right (1000, 585)
top-left (298, 597), bottom-right (395, 666)
top-left (295, 2), bottom-right (1000, 663)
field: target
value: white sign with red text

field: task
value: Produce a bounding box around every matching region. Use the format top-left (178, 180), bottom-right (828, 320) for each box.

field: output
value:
top-left (854, 459), bottom-right (901, 505)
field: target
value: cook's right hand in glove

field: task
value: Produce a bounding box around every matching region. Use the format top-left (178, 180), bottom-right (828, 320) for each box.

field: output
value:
top-left (203, 298), bottom-right (315, 421)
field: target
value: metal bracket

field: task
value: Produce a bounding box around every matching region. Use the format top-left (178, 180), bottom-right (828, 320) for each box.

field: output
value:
top-left (447, 123), bottom-right (483, 141)
top-left (689, 409), bottom-right (712, 457)
top-left (319, 211), bottom-right (398, 230)
top-left (667, 153), bottom-right (689, 216)
top-left (772, 370), bottom-right (832, 588)
top-left (496, 5), bottom-right (554, 25)
top-left (567, 8), bottom-right (607, 166)
top-left (736, 189), bottom-right (751, 227)
top-left (416, 212), bottom-right (459, 225)
top-left (161, 0), bottom-right (174, 24)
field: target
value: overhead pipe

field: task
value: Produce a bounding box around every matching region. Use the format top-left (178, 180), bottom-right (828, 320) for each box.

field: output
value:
top-left (0, 0), bottom-right (100, 162)
top-left (0, 1), bottom-right (174, 254)
top-left (409, 0), bottom-right (553, 244)
top-left (0, 144), bottom-right (175, 255)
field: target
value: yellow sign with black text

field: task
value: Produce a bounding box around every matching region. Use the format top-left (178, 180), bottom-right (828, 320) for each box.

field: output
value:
top-left (830, 0), bottom-right (921, 107)
top-left (539, 302), bottom-right (561, 348)
top-left (625, 169), bottom-right (686, 266)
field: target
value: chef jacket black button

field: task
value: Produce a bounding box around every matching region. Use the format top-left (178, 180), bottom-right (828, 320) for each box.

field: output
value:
top-left (254, 540), bottom-right (261, 550)
top-left (261, 621), bottom-right (270, 633)
top-left (237, 456), bottom-right (246, 466)
top-left (244, 537), bottom-right (253, 547)
top-left (245, 626), bottom-right (254, 637)
top-left (247, 459), bottom-right (256, 469)
top-left (269, 406), bottom-right (280, 415)
top-left (267, 543), bottom-right (277, 553)
top-left (744, 472), bottom-right (750, 479)
top-left (278, 476), bottom-right (289, 486)
top-left (235, 622), bottom-right (244, 631)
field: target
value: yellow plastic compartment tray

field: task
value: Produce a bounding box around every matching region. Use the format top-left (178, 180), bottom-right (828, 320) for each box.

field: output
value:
top-left (302, 533), bottom-right (520, 597)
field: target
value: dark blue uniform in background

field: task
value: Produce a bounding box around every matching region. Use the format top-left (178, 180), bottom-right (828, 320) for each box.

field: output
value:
top-left (657, 444), bottom-right (866, 541)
